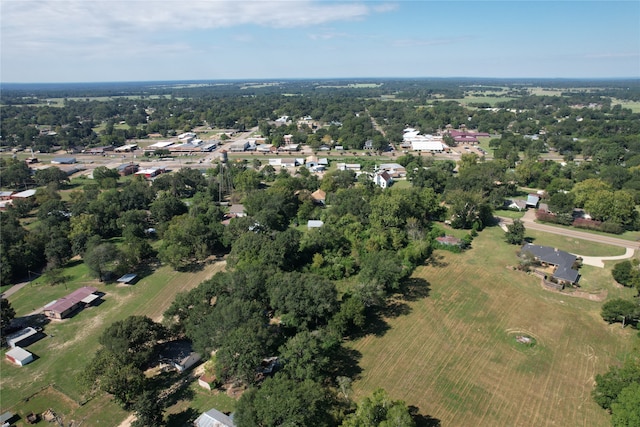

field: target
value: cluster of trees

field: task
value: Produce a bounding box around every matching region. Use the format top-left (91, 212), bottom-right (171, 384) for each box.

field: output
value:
top-left (592, 360), bottom-right (640, 426)
top-left (81, 315), bottom-right (167, 427)
top-left (603, 260), bottom-right (640, 329)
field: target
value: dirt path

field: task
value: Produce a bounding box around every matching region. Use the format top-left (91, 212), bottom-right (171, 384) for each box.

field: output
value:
top-left (116, 414), bottom-right (136, 427)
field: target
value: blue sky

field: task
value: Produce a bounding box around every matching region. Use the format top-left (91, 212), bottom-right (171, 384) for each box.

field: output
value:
top-left (1, 1), bottom-right (638, 82)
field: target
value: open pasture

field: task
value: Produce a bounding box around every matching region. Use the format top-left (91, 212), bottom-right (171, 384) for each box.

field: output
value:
top-left (349, 227), bottom-right (636, 427)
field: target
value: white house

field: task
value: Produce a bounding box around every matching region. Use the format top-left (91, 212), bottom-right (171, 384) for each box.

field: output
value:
top-left (374, 171), bottom-right (393, 188)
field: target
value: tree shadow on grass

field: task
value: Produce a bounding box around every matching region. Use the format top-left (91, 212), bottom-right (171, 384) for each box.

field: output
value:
top-left (329, 345), bottom-right (363, 380)
top-left (380, 299), bottom-right (412, 318)
top-left (165, 407), bottom-right (199, 427)
top-left (347, 308), bottom-right (391, 339)
top-left (427, 252), bottom-right (449, 268)
top-left (409, 406), bottom-right (442, 427)
top-left (148, 370), bottom-right (196, 408)
top-left (400, 277), bottom-right (432, 302)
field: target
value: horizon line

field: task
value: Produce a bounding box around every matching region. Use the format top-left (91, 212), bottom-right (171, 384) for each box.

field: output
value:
top-left (2, 76), bottom-right (640, 86)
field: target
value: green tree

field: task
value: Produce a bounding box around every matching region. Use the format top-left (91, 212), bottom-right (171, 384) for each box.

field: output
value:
top-left (215, 325), bottom-right (265, 385)
top-left (84, 241), bottom-right (120, 281)
top-left (611, 260), bottom-right (640, 288)
top-left (34, 166), bottom-right (69, 187)
top-left (601, 299), bottom-right (639, 326)
top-left (505, 219), bottom-right (526, 245)
top-left (0, 158), bottom-right (32, 188)
top-left (235, 376), bottom-right (332, 427)
top-left (1, 298), bottom-right (16, 332)
top-left (611, 382), bottom-right (640, 427)
top-left (278, 330), bottom-right (333, 382)
top-left (341, 388), bottom-right (415, 427)
top-left (92, 166), bottom-right (120, 188)
top-left (83, 348), bottom-right (146, 409)
top-left (268, 272), bottom-right (338, 330)
top-left (593, 360), bottom-right (640, 410)
top-left (131, 389), bottom-right (164, 427)
top-left (358, 250), bottom-right (405, 292)
top-left (99, 315), bottom-right (166, 369)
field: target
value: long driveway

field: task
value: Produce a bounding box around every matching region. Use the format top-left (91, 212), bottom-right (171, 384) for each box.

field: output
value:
top-left (497, 209), bottom-right (640, 250)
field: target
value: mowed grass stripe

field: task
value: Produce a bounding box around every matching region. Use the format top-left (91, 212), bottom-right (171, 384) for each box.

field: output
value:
top-left (349, 227), bottom-right (635, 427)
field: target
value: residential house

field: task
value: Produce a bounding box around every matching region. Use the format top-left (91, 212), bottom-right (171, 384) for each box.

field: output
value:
top-left (378, 163), bottom-right (407, 178)
top-left (42, 286), bottom-right (100, 320)
top-left (521, 243), bottom-right (580, 285)
top-left (160, 340), bottom-right (202, 373)
top-left (373, 171), bottom-right (392, 189)
top-left (307, 220), bottom-right (324, 229)
top-left (526, 194), bottom-right (540, 208)
top-left (506, 199), bottom-right (527, 211)
top-left (311, 189), bottom-right (326, 205)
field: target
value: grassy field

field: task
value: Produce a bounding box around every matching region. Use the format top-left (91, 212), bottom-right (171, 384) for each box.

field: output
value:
top-left (1, 259), bottom-right (226, 426)
top-left (348, 226), bottom-right (637, 427)
top-left (524, 229), bottom-right (626, 257)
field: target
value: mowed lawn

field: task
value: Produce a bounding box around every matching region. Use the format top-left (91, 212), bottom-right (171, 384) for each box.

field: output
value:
top-left (1, 260), bottom-right (226, 425)
top-left (349, 226), bottom-right (637, 427)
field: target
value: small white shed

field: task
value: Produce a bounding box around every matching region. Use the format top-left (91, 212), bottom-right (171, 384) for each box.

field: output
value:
top-left (5, 347), bottom-right (34, 366)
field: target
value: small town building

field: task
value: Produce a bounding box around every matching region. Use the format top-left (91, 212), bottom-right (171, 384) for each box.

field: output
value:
top-left (5, 347), bottom-right (34, 366)
top-left (311, 189), bottom-right (326, 205)
top-left (307, 220), bottom-right (324, 229)
top-left (159, 340), bottom-right (202, 373)
top-left (229, 141), bottom-right (249, 152)
top-left (5, 327), bottom-right (45, 349)
top-left (117, 163), bottom-right (139, 176)
top-left (373, 171), bottom-right (393, 189)
top-left (51, 157), bottom-right (77, 164)
top-left (198, 374), bottom-right (217, 391)
top-left (526, 194), bottom-right (540, 208)
top-left (134, 167), bottom-right (165, 179)
top-left (117, 274), bottom-right (138, 285)
top-left (114, 144), bottom-right (138, 152)
top-left (11, 189), bottom-right (37, 199)
top-left (43, 286), bottom-right (100, 320)
top-left (194, 408), bottom-right (235, 427)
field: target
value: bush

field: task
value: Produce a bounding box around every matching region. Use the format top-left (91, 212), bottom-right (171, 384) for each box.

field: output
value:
top-left (572, 218), bottom-right (624, 234)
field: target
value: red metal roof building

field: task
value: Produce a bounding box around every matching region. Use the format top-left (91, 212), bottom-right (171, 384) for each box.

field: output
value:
top-left (43, 286), bottom-right (100, 320)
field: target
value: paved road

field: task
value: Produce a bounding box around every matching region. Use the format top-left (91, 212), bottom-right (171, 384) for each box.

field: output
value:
top-left (498, 209), bottom-right (640, 250)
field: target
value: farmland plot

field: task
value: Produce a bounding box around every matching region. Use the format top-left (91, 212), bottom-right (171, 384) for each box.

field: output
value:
top-left (350, 228), bottom-right (636, 427)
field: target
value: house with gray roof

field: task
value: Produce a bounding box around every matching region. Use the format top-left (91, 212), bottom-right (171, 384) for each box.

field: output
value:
top-left (521, 243), bottom-right (580, 285)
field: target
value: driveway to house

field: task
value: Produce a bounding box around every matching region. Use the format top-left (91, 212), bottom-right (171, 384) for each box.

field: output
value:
top-left (498, 209), bottom-right (640, 250)
top-left (498, 212), bottom-right (638, 267)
